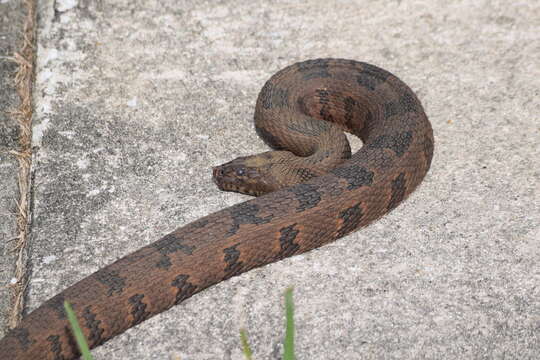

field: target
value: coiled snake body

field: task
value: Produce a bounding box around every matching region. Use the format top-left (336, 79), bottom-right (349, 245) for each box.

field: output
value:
top-left (0, 59), bottom-right (434, 359)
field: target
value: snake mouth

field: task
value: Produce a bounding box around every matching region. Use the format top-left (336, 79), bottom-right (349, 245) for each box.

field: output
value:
top-left (212, 166), bottom-right (262, 196)
top-left (212, 166), bottom-right (234, 192)
top-left (212, 166), bottom-right (225, 188)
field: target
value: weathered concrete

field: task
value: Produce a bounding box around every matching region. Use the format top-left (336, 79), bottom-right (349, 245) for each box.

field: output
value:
top-left (5, 0), bottom-right (540, 358)
top-left (0, 0), bottom-right (26, 338)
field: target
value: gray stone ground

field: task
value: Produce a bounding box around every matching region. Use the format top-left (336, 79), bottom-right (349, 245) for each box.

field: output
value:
top-left (0, 0), bottom-right (26, 338)
top-left (1, 0), bottom-right (539, 358)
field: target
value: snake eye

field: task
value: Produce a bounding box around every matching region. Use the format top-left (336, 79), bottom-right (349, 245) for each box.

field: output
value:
top-left (235, 168), bottom-right (246, 176)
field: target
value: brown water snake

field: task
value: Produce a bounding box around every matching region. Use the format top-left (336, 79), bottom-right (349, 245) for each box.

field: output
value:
top-left (0, 58), bottom-right (434, 359)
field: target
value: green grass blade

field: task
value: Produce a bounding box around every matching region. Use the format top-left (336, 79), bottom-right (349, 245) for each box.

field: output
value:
top-left (283, 287), bottom-right (295, 360)
top-left (64, 301), bottom-right (94, 360)
top-left (240, 328), bottom-right (253, 360)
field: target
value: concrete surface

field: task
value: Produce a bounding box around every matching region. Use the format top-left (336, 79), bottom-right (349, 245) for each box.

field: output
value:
top-left (0, 0), bottom-right (26, 338)
top-left (3, 0), bottom-right (540, 358)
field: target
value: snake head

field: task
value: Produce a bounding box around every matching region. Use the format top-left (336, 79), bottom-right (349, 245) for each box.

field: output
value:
top-left (213, 153), bottom-right (278, 196)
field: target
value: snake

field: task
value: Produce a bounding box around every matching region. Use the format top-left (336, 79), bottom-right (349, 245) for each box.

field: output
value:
top-left (0, 58), bottom-right (434, 359)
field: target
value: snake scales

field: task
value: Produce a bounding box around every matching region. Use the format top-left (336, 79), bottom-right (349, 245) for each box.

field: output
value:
top-left (0, 58), bottom-right (433, 359)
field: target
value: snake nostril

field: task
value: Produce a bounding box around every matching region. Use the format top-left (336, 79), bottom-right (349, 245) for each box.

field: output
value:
top-left (213, 167), bottom-right (225, 178)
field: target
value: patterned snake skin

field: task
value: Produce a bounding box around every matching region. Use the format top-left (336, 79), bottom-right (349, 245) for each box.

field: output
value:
top-left (0, 59), bottom-right (434, 359)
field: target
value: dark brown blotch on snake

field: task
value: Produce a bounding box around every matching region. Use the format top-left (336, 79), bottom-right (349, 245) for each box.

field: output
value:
top-left (337, 202), bottom-right (364, 238)
top-left (388, 172), bottom-right (407, 211)
top-left (0, 58), bottom-right (433, 359)
top-left (287, 183), bottom-right (322, 212)
top-left (153, 233), bottom-right (195, 269)
top-left (46, 335), bottom-right (63, 359)
top-left (95, 270), bottom-right (126, 296)
top-left (171, 275), bottom-right (197, 305)
top-left (47, 294), bottom-right (67, 319)
top-left (277, 224), bottom-right (301, 258)
top-left (128, 294), bottom-right (151, 326)
top-left (81, 306), bottom-right (105, 346)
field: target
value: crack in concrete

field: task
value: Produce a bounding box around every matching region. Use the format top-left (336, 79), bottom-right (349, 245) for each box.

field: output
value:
top-left (5, 0), bottom-right (37, 330)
